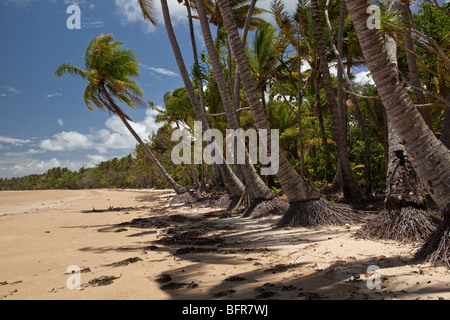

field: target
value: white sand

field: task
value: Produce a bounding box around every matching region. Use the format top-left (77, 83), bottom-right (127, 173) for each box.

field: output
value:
top-left (0, 189), bottom-right (448, 300)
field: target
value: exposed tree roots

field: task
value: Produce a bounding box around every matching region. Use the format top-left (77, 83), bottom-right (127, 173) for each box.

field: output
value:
top-left (276, 197), bottom-right (367, 228)
top-left (242, 198), bottom-right (290, 219)
top-left (355, 207), bottom-right (437, 243)
top-left (170, 191), bottom-right (199, 205)
top-left (414, 215), bottom-right (450, 268)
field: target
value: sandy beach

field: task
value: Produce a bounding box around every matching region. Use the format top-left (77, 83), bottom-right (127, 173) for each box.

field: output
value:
top-left (0, 189), bottom-right (448, 300)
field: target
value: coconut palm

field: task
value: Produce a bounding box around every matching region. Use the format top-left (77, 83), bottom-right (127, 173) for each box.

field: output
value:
top-left (310, 0), bottom-right (361, 200)
top-left (194, 0), bottom-right (288, 218)
top-left (216, 0), bottom-right (365, 227)
top-left (354, 0), bottom-right (435, 243)
top-left (345, 0), bottom-right (450, 266)
top-left (138, 0), bottom-right (245, 199)
top-left (55, 34), bottom-right (195, 204)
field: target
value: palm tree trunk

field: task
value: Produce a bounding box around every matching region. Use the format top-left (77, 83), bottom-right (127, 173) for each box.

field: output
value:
top-left (297, 22), bottom-right (306, 178)
top-left (176, 122), bottom-right (200, 189)
top-left (216, 0), bottom-right (364, 227)
top-left (185, 0), bottom-right (207, 116)
top-left (195, 0), bottom-right (287, 218)
top-left (325, 0), bottom-right (372, 192)
top-left (357, 117), bottom-right (435, 242)
top-left (441, 95), bottom-right (450, 149)
top-left (160, 0), bottom-right (244, 198)
top-left (311, 0), bottom-right (361, 200)
top-left (314, 74), bottom-right (333, 175)
top-left (346, 0), bottom-right (450, 265)
top-left (100, 88), bottom-right (188, 195)
top-left (232, 0), bottom-right (257, 112)
top-left (399, 2), bottom-right (433, 129)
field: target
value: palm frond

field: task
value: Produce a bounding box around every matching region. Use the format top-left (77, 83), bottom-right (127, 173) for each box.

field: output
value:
top-left (84, 82), bottom-right (105, 112)
top-left (55, 64), bottom-right (88, 79)
top-left (138, 0), bottom-right (158, 26)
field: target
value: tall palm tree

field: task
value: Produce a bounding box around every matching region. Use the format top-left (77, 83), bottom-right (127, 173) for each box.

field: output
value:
top-left (55, 34), bottom-right (195, 204)
top-left (271, 0), bottom-right (333, 175)
top-left (354, 0), bottom-right (435, 243)
top-left (204, 0), bottom-right (265, 30)
top-left (346, 0), bottom-right (450, 266)
top-left (138, 0), bottom-right (245, 199)
top-left (216, 0), bottom-right (364, 227)
top-left (310, 0), bottom-right (361, 200)
top-left (194, 0), bottom-right (288, 218)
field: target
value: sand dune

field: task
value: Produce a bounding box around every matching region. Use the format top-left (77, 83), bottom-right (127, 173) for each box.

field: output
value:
top-left (0, 189), bottom-right (448, 300)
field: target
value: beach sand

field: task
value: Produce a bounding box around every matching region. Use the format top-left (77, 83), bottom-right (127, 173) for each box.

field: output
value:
top-left (0, 189), bottom-right (448, 300)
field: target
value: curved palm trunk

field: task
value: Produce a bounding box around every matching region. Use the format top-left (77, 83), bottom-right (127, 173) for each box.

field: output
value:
top-left (194, 0), bottom-right (287, 218)
top-left (232, 0), bottom-right (257, 112)
top-left (346, 0), bottom-right (450, 265)
top-left (311, 0), bottom-right (361, 200)
top-left (314, 74), bottom-right (333, 175)
top-left (399, 2), bottom-right (432, 129)
top-left (100, 87), bottom-right (190, 197)
top-left (357, 118), bottom-right (435, 242)
top-left (355, 0), bottom-right (435, 242)
top-left (325, 0), bottom-right (372, 192)
top-left (216, 0), bottom-right (364, 227)
top-left (160, 0), bottom-right (244, 198)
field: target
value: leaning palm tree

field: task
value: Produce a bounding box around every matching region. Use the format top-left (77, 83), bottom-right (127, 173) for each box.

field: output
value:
top-left (55, 34), bottom-right (196, 204)
top-left (310, 0), bottom-right (361, 200)
top-left (355, 0), bottom-right (435, 243)
top-left (194, 0), bottom-right (289, 218)
top-left (138, 0), bottom-right (246, 202)
top-left (345, 0), bottom-right (450, 266)
top-left (216, 0), bottom-right (365, 227)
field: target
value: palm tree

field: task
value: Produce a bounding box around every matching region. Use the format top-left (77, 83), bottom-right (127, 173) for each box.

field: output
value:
top-left (138, 0), bottom-right (245, 200)
top-left (194, 0), bottom-right (288, 218)
top-left (354, 0), bottom-right (435, 243)
top-left (271, 0), bottom-right (333, 175)
top-left (310, 0), bottom-right (361, 200)
top-left (216, 0), bottom-right (364, 227)
top-left (345, 0), bottom-right (450, 266)
top-left (55, 34), bottom-right (196, 204)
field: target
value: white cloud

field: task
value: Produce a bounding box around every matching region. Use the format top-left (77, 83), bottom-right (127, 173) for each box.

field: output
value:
top-left (40, 131), bottom-right (94, 151)
top-left (141, 65), bottom-right (179, 77)
top-left (82, 17), bottom-right (105, 28)
top-left (0, 136), bottom-right (31, 146)
top-left (58, 119), bottom-right (64, 127)
top-left (2, 0), bottom-right (36, 7)
top-left (0, 85), bottom-right (22, 95)
top-left (2, 157), bottom-right (89, 179)
top-left (0, 108), bottom-right (163, 178)
top-left (113, 0), bottom-right (189, 33)
top-left (353, 70), bottom-right (375, 85)
top-left (39, 109), bottom-right (162, 154)
top-left (86, 154), bottom-right (107, 163)
top-left (47, 92), bottom-right (63, 98)
top-left (3, 149), bottom-right (45, 157)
